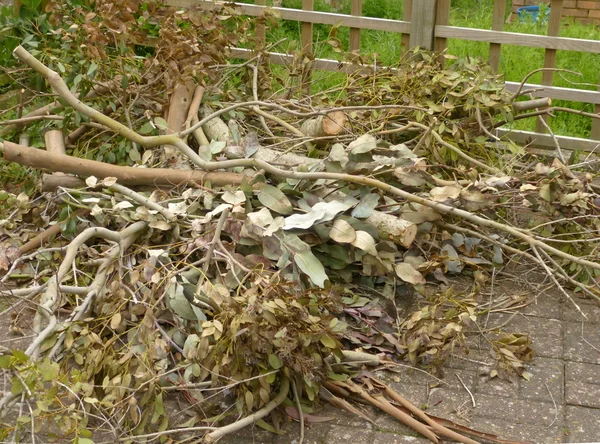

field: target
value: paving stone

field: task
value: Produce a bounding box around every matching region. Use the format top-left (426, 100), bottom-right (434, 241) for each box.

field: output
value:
top-left (564, 321), bottom-right (600, 364)
top-left (476, 374), bottom-right (520, 398)
top-left (519, 357), bottom-right (564, 404)
top-left (445, 349), bottom-right (494, 371)
top-left (217, 423), bottom-right (275, 443)
top-left (473, 393), bottom-right (562, 427)
top-left (424, 386), bottom-right (476, 424)
top-left (318, 403), bottom-right (376, 429)
top-left (486, 314), bottom-right (563, 359)
top-left (565, 405), bottom-right (600, 443)
top-left (520, 294), bottom-right (563, 319)
top-left (371, 431), bottom-right (431, 444)
top-left (563, 299), bottom-right (600, 323)
top-left (470, 415), bottom-right (565, 443)
top-left (565, 361), bottom-right (600, 408)
top-left (325, 424), bottom-right (373, 444)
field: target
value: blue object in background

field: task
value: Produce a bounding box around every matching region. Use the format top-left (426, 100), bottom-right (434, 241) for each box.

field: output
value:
top-left (517, 5), bottom-right (551, 23)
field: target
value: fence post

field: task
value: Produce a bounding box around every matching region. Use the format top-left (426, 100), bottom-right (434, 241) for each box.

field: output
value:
top-left (401, 0), bottom-right (413, 54)
top-left (434, 0), bottom-right (450, 64)
top-left (301, 0), bottom-right (314, 92)
top-left (409, 0), bottom-right (438, 50)
top-left (349, 0), bottom-right (362, 53)
top-left (255, 0), bottom-right (266, 47)
top-left (536, 0), bottom-right (563, 134)
top-left (488, 0), bottom-right (507, 72)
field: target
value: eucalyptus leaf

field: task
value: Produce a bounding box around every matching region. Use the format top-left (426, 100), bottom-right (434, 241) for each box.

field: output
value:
top-left (351, 193), bottom-right (380, 218)
top-left (256, 184), bottom-right (293, 215)
top-left (294, 251), bottom-right (329, 288)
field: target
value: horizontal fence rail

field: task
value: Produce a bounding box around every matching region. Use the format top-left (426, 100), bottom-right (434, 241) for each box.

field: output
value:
top-left (165, 0), bottom-right (600, 150)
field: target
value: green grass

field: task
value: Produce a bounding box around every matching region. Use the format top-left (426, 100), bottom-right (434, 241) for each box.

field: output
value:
top-left (254, 0), bottom-right (600, 138)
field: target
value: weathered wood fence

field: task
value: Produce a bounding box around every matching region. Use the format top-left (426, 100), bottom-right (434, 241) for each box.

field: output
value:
top-left (167, 0), bottom-right (600, 154)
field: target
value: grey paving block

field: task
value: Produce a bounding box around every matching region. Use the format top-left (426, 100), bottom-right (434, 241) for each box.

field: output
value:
top-left (423, 386), bottom-right (476, 424)
top-left (325, 424), bottom-right (373, 444)
top-left (565, 405), bottom-right (600, 443)
top-left (564, 322), bottom-right (600, 364)
top-left (472, 393), bottom-right (563, 427)
top-left (371, 431), bottom-right (431, 444)
top-left (470, 414), bottom-right (565, 443)
top-left (372, 412), bottom-right (418, 435)
top-left (486, 314), bottom-right (563, 359)
top-left (477, 374), bottom-right (520, 398)
top-left (520, 357), bottom-right (564, 404)
top-left (563, 299), bottom-right (600, 324)
top-left (521, 294), bottom-right (563, 319)
top-left (566, 361), bottom-right (600, 408)
top-left (217, 424), bottom-right (275, 443)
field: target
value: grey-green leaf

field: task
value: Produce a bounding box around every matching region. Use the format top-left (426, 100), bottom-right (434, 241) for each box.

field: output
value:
top-left (294, 251), bottom-right (329, 288)
top-left (256, 184), bottom-right (293, 215)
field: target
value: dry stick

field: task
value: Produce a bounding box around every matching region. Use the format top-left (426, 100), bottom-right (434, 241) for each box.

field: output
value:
top-left (204, 376), bottom-right (290, 443)
top-left (249, 62), bottom-right (276, 139)
top-left (0, 115), bottom-right (63, 125)
top-left (196, 207), bottom-right (230, 297)
top-left (109, 182), bottom-right (176, 221)
top-left (327, 381), bottom-right (439, 443)
top-left (510, 68), bottom-right (581, 101)
top-left (291, 379), bottom-right (305, 444)
top-left (12, 46), bottom-right (600, 275)
top-left (18, 208), bottom-right (88, 255)
top-left (373, 378), bottom-right (479, 444)
top-left (185, 85), bottom-right (210, 146)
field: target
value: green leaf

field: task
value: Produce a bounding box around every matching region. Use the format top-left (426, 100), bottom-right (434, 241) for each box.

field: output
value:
top-left (351, 193), bottom-right (380, 218)
top-left (76, 438), bottom-right (94, 444)
top-left (138, 122), bottom-right (155, 135)
top-left (0, 355), bottom-right (11, 369)
top-left (256, 184), bottom-right (293, 215)
top-left (154, 117), bottom-right (169, 131)
top-left (268, 353), bottom-right (283, 370)
top-left (39, 359), bottom-right (59, 382)
top-left (320, 335), bottom-right (337, 349)
top-left (294, 251), bottom-right (328, 288)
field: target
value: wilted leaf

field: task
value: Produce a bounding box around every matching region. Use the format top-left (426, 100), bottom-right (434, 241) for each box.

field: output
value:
top-left (294, 251), bottom-right (328, 288)
top-left (430, 185), bottom-right (461, 202)
top-left (460, 188), bottom-right (493, 211)
top-left (256, 184), bottom-right (293, 215)
top-left (351, 231), bottom-right (378, 256)
top-left (351, 193), bottom-right (380, 218)
top-left (222, 190), bottom-right (246, 205)
top-left (320, 335), bottom-right (337, 349)
top-left (329, 219), bottom-right (356, 244)
top-left (348, 134), bottom-right (377, 154)
top-left (400, 203), bottom-right (441, 224)
top-left (284, 201), bottom-right (351, 230)
top-left (395, 262), bottom-right (425, 285)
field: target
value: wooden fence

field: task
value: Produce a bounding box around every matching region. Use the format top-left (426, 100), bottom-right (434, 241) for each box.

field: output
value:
top-left (167, 0), bottom-right (600, 154)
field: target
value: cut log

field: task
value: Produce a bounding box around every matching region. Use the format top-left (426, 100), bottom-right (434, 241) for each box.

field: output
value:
top-left (201, 105), bottom-right (231, 142)
top-left (300, 111), bottom-right (347, 139)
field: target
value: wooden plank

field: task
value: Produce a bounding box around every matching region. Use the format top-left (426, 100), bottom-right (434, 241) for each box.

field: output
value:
top-left (435, 25), bottom-right (600, 53)
top-left (255, 0), bottom-right (266, 46)
top-left (302, 0), bottom-right (314, 53)
top-left (488, 0), bottom-right (506, 72)
top-left (497, 128), bottom-right (600, 154)
top-left (349, 0), bottom-right (362, 52)
top-left (401, 0), bottom-right (413, 54)
top-left (434, 0), bottom-right (450, 63)
top-left (167, 0), bottom-right (411, 33)
top-left (592, 74), bottom-right (600, 140)
top-left (410, 0), bottom-right (437, 50)
top-left (537, 0), bottom-right (563, 133)
top-left (504, 81), bottom-right (600, 105)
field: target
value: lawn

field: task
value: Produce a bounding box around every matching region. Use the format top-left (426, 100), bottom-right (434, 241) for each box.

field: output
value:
top-left (256, 0), bottom-right (600, 139)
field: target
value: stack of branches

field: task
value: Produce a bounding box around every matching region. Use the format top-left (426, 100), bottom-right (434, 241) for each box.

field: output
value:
top-left (1, 4), bottom-right (600, 443)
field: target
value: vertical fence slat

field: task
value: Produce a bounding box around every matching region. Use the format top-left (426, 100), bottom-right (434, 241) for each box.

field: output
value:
top-left (536, 0), bottom-right (563, 133)
top-left (434, 0), bottom-right (450, 65)
top-left (592, 77), bottom-right (600, 140)
top-left (255, 0), bottom-right (266, 47)
top-left (301, 0), bottom-right (314, 92)
top-left (488, 0), bottom-right (506, 72)
top-left (410, 0), bottom-right (437, 50)
top-left (401, 0), bottom-right (413, 54)
top-left (301, 0), bottom-right (314, 54)
top-left (349, 0), bottom-right (362, 52)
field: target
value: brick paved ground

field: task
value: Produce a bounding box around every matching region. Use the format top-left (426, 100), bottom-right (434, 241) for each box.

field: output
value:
top-left (1, 275), bottom-right (599, 443)
top-left (220, 278), bottom-right (600, 444)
